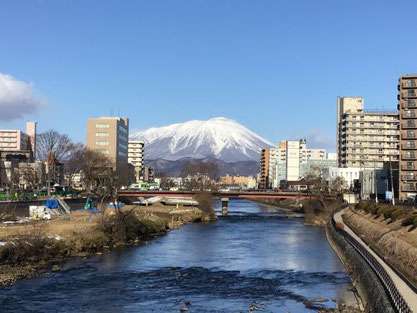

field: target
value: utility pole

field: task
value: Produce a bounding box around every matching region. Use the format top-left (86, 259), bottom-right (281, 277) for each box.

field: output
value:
top-left (389, 155), bottom-right (395, 205)
top-left (374, 161), bottom-right (378, 204)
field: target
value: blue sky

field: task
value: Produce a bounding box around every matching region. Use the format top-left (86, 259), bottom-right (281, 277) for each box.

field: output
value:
top-left (0, 0), bottom-right (416, 151)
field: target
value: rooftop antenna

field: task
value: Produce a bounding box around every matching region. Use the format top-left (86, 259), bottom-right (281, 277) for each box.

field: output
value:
top-left (110, 108), bottom-right (114, 117)
top-left (118, 108), bottom-right (120, 117)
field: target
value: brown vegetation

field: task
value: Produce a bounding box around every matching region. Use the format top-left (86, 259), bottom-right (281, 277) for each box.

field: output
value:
top-left (194, 192), bottom-right (216, 219)
top-left (344, 207), bottom-right (417, 285)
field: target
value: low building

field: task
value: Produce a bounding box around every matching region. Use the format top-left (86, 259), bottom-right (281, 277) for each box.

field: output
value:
top-left (321, 167), bottom-right (361, 189)
top-left (219, 174), bottom-right (257, 188)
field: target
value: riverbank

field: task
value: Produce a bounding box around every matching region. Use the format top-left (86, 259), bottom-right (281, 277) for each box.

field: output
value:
top-left (0, 203), bottom-right (214, 287)
top-left (326, 216), bottom-right (393, 313)
top-left (342, 207), bottom-right (417, 287)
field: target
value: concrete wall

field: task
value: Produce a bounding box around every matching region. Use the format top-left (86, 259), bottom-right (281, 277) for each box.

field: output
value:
top-left (327, 219), bottom-right (395, 313)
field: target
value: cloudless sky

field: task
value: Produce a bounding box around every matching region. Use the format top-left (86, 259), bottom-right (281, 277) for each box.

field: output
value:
top-left (1, 0), bottom-right (416, 151)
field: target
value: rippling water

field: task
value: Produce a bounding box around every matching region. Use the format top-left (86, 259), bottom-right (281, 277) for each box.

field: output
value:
top-left (0, 199), bottom-right (354, 312)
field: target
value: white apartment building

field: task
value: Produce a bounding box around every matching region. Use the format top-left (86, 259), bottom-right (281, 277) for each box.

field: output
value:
top-left (269, 139), bottom-right (336, 187)
top-left (128, 141), bottom-right (144, 183)
top-left (337, 97), bottom-right (399, 168)
top-left (287, 141), bottom-right (300, 181)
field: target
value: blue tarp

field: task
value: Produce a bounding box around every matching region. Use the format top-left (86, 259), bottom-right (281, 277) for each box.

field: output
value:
top-left (45, 199), bottom-right (58, 209)
top-left (75, 209), bottom-right (102, 214)
top-left (106, 203), bottom-right (125, 209)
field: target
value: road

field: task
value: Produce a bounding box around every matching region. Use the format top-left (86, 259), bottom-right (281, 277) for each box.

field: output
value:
top-left (334, 209), bottom-right (417, 312)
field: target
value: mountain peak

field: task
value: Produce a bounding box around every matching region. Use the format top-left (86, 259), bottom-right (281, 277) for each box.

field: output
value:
top-left (130, 117), bottom-right (273, 162)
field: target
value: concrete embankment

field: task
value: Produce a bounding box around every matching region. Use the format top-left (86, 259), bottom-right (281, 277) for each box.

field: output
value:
top-left (326, 218), bottom-right (395, 313)
top-left (343, 208), bottom-right (417, 287)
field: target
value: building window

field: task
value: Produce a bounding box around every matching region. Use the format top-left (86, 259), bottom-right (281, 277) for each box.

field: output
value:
top-left (118, 151), bottom-right (127, 157)
top-left (96, 141), bottom-right (109, 146)
top-left (118, 126), bottom-right (128, 134)
top-left (96, 123), bottom-right (109, 128)
top-left (96, 132), bottom-right (109, 137)
top-left (96, 149), bottom-right (109, 154)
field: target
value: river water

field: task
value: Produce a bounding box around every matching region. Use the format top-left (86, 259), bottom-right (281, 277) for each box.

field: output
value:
top-left (0, 199), bottom-right (355, 312)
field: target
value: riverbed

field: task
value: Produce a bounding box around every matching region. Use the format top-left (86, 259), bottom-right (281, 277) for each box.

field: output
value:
top-left (0, 199), bottom-right (355, 312)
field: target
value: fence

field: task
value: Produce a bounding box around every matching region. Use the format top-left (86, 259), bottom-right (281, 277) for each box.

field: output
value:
top-left (332, 218), bottom-right (412, 313)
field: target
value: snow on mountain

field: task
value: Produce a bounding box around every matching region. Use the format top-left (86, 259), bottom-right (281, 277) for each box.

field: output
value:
top-left (130, 117), bottom-right (274, 162)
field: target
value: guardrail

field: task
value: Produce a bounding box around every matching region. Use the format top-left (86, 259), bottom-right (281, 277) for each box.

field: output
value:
top-left (332, 218), bottom-right (412, 313)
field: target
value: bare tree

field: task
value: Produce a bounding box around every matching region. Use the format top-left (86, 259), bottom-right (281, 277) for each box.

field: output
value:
top-left (36, 130), bottom-right (74, 161)
top-left (63, 143), bottom-right (86, 189)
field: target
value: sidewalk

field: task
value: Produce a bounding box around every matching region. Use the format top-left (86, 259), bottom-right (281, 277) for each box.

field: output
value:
top-left (334, 210), bottom-right (417, 312)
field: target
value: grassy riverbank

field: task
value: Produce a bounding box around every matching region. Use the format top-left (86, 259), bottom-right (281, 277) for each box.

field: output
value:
top-left (343, 204), bottom-right (417, 286)
top-left (0, 204), bottom-right (215, 287)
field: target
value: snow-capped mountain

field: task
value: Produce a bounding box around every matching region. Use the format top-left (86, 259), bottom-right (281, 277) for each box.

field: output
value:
top-left (130, 117), bottom-right (273, 162)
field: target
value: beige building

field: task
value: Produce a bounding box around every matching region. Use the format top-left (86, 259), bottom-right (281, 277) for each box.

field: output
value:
top-left (398, 75), bottom-right (417, 200)
top-left (219, 174), bottom-right (256, 188)
top-left (86, 117), bottom-right (129, 172)
top-left (128, 141), bottom-right (144, 183)
top-left (337, 97), bottom-right (399, 169)
top-left (0, 122), bottom-right (37, 156)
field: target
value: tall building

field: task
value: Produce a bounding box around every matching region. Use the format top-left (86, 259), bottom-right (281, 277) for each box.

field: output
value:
top-left (86, 117), bottom-right (129, 172)
top-left (128, 141), bottom-right (144, 183)
top-left (398, 74), bottom-right (417, 200)
top-left (259, 148), bottom-right (270, 188)
top-left (266, 139), bottom-right (336, 188)
top-left (337, 96), bottom-right (399, 168)
top-left (286, 141), bottom-right (300, 181)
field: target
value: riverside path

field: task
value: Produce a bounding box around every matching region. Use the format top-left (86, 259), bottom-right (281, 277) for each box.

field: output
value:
top-left (334, 209), bottom-right (417, 313)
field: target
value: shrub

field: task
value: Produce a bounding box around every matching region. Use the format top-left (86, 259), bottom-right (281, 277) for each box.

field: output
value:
top-left (376, 205), bottom-right (389, 217)
top-left (383, 207), bottom-right (396, 219)
top-left (368, 205), bottom-right (379, 215)
top-left (402, 214), bottom-right (417, 227)
top-left (0, 232), bottom-right (65, 264)
top-left (194, 192), bottom-right (215, 217)
top-left (391, 208), bottom-right (405, 221)
top-left (97, 209), bottom-right (168, 244)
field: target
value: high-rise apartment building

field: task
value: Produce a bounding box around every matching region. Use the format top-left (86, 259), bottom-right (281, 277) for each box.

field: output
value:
top-left (259, 149), bottom-right (270, 189)
top-left (398, 75), bottom-right (417, 200)
top-left (86, 117), bottom-right (129, 172)
top-left (337, 96), bottom-right (399, 169)
top-left (128, 141), bottom-right (144, 183)
top-left (0, 121), bottom-right (37, 159)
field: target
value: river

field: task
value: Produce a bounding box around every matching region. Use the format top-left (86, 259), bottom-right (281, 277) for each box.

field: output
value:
top-left (0, 199), bottom-right (355, 312)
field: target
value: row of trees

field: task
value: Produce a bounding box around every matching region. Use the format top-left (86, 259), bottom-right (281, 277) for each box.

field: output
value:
top-left (3, 129), bottom-right (127, 205)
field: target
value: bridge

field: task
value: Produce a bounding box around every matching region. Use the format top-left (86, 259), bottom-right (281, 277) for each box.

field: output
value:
top-left (118, 190), bottom-right (310, 200)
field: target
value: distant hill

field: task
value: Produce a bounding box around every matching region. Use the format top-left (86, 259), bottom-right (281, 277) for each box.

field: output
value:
top-left (144, 157), bottom-right (259, 178)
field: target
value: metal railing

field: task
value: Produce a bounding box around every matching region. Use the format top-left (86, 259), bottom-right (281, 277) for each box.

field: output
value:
top-left (332, 218), bottom-right (412, 313)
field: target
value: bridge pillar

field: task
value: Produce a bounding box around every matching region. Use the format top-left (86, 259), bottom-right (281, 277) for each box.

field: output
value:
top-left (221, 198), bottom-right (229, 216)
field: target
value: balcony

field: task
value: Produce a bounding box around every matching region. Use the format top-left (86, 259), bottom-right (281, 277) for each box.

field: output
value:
top-left (402, 122), bottom-right (417, 129)
top-left (402, 153), bottom-right (417, 160)
top-left (402, 112), bottom-right (416, 118)
top-left (402, 91), bottom-right (417, 98)
top-left (401, 185), bottom-right (417, 192)
top-left (401, 164), bottom-right (416, 170)
top-left (402, 143), bottom-right (416, 150)
top-left (402, 80), bottom-right (417, 89)
top-left (401, 175), bottom-right (417, 181)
